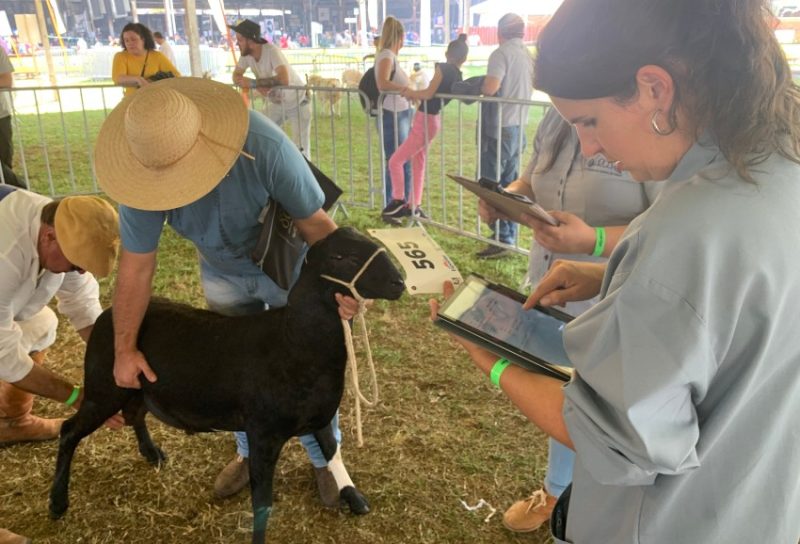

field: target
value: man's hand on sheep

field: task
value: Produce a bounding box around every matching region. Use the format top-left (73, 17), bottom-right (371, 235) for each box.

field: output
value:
top-left (113, 348), bottom-right (158, 389)
top-left (335, 293), bottom-right (371, 320)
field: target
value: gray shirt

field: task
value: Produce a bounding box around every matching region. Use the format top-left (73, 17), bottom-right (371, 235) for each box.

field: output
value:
top-left (560, 135), bottom-right (800, 543)
top-left (486, 38), bottom-right (533, 127)
top-left (524, 108), bottom-right (663, 316)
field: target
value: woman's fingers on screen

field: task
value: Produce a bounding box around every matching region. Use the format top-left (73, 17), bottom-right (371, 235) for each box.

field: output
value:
top-left (443, 280), bottom-right (455, 298)
top-left (429, 280), bottom-right (454, 320)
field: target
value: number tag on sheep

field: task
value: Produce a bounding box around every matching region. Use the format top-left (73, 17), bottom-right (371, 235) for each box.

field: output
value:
top-left (49, 227), bottom-right (405, 544)
top-left (368, 227), bottom-right (463, 294)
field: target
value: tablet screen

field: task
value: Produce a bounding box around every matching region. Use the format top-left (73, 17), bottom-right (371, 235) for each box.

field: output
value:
top-left (439, 276), bottom-right (571, 367)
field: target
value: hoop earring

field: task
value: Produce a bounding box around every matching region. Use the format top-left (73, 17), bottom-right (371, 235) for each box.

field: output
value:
top-left (650, 109), bottom-right (674, 136)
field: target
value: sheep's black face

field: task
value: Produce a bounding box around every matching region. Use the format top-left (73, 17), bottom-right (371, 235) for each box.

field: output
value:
top-left (314, 227), bottom-right (405, 301)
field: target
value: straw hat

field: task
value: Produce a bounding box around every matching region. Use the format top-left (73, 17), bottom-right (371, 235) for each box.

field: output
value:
top-left (54, 196), bottom-right (120, 278)
top-left (94, 77), bottom-right (249, 211)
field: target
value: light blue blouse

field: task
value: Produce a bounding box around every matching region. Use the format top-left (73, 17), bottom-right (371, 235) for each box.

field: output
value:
top-left (560, 135), bottom-right (800, 543)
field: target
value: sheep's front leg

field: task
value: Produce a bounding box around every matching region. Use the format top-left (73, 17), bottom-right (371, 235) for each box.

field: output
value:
top-left (313, 424), bottom-right (370, 515)
top-left (246, 430), bottom-right (286, 544)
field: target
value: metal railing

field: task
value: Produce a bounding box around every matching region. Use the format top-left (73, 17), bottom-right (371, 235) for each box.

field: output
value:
top-left (0, 82), bottom-right (550, 252)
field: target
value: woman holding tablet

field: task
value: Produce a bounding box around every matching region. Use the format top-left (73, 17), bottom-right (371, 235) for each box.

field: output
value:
top-left (434, 1), bottom-right (800, 542)
top-left (479, 106), bottom-right (663, 534)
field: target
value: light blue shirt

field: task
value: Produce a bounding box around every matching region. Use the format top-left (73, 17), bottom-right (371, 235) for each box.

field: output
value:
top-left (120, 111), bottom-right (323, 295)
top-left (560, 135), bottom-right (800, 543)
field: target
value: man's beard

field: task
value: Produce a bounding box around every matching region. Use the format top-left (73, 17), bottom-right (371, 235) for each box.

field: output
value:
top-left (241, 42), bottom-right (252, 56)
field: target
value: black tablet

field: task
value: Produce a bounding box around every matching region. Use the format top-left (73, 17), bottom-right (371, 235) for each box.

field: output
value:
top-left (435, 274), bottom-right (573, 382)
top-left (447, 174), bottom-right (559, 226)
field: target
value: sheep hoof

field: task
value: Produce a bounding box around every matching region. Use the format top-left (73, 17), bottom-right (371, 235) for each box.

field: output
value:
top-left (140, 444), bottom-right (168, 467)
top-left (340, 486), bottom-right (370, 515)
top-left (49, 499), bottom-right (68, 520)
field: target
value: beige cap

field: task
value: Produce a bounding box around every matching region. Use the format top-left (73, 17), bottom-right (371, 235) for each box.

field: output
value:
top-left (54, 196), bottom-right (120, 278)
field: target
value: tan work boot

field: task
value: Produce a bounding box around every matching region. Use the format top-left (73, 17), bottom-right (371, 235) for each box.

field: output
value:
top-left (313, 466), bottom-right (341, 508)
top-left (0, 528), bottom-right (32, 544)
top-left (213, 454), bottom-right (249, 498)
top-left (0, 351), bottom-right (64, 447)
top-left (502, 490), bottom-right (557, 533)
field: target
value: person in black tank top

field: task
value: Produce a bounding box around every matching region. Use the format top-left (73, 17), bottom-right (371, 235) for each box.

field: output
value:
top-left (380, 34), bottom-right (470, 221)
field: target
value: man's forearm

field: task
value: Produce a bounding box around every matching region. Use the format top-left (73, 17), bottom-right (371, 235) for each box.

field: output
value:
top-left (11, 363), bottom-right (75, 403)
top-left (254, 75), bottom-right (285, 88)
top-left (295, 209), bottom-right (337, 246)
top-left (112, 251), bottom-right (156, 355)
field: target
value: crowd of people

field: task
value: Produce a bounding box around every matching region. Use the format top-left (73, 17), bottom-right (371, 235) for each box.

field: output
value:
top-left (2, 1), bottom-right (800, 542)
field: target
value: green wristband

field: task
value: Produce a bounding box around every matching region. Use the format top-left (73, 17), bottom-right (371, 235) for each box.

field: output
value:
top-left (592, 227), bottom-right (606, 257)
top-left (64, 385), bottom-right (81, 407)
top-left (490, 358), bottom-right (511, 388)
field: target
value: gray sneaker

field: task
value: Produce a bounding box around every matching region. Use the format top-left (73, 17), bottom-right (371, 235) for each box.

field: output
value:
top-left (213, 454), bottom-right (249, 498)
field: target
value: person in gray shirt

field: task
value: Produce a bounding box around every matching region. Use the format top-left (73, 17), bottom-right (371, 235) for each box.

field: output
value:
top-left (435, 0), bottom-right (800, 542)
top-left (476, 13), bottom-right (534, 258)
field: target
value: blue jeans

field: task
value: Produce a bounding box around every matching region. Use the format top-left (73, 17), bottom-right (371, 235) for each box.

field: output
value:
top-left (200, 261), bottom-right (341, 468)
top-left (480, 125), bottom-right (527, 245)
top-left (545, 438), bottom-right (574, 497)
top-left (380, 108), bottom-right (412, 205)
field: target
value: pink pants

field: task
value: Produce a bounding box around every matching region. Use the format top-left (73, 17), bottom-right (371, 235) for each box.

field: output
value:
top-left (388, 110), bottom-right (441, 207)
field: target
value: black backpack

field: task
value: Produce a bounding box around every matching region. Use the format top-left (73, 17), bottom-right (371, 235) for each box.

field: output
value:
top-left (358, 61), bottom-right (395, 116)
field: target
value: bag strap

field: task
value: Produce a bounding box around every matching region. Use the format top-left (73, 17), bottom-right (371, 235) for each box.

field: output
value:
top-left (140, 51), bottom-right (149, 77)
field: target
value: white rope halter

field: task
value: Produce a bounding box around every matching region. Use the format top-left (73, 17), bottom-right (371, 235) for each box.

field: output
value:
top-left (320, 246), bottom-right (387, 447)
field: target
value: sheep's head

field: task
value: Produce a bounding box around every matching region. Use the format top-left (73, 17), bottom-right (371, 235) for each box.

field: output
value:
top-left (307, 227), bottom-right (404, 301)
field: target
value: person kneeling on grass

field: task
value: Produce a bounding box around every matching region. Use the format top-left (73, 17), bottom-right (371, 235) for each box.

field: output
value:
top-left (0, 187), bottom-right (123, 544)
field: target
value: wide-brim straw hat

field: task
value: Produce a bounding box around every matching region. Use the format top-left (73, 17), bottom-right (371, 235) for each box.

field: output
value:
top-left (94, 77), bottom-right (249, 211)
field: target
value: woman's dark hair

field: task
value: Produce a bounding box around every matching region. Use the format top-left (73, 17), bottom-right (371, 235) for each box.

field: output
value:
top-left (120, 23), bottom-right (156, 51)
top-left (535, 0), bottom-right (800, 181)
top-left (537, 113), bottom-right (576, 175)
top-left (446, 33), bottom-right (469, 64)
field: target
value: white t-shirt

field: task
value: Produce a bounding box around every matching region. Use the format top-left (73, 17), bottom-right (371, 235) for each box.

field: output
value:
top-left (158, 40), bottom-right (177, 66)
top-left (374, 49), bottom-right (410, 112)
top-left (236, 43), bottom-right (306, 108)
top-left (0, 48), bottom-right (14, 120)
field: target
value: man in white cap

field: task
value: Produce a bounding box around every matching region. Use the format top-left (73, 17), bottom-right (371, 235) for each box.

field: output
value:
top-left (94, 77), bottom-right (363, 511)
top-left (0, 186), bottom-right (120, 544)
top-left (229, 19), bottom-right (311, 158)
top-left (476, 13), bottom-right (533, 259)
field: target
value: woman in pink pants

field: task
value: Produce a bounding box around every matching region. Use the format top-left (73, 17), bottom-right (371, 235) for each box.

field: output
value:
top-left (381, 34), bottom-right (469, 221)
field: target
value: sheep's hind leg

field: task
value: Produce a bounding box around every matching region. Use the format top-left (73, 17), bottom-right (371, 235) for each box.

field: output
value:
top-left (314, 424), bottom-right (370, 515)
top-left (123, 396), bottom-right (167, 467)
top-left (50, 396), bottom-right (129, 519)
top-left (246, 430), bottom-right (286, 544)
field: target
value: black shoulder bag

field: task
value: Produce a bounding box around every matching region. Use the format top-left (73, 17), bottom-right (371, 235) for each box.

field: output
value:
top-left (251, 159), bottom-right (343, 290)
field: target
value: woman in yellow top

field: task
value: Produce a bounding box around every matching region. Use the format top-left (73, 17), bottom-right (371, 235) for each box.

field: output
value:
top-left (112, 23), bottom-right (179, 95)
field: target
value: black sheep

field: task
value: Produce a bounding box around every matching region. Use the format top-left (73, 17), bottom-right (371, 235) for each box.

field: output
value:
top-left (49, 227), bottom-right (405, 543)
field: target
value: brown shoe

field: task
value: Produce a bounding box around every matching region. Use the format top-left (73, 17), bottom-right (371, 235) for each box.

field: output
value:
top-left (213, 454), bottom-right (249, 498)
top-left (0, 528), bottom-right (32, 544)
top-left (502, 490), bottom-right (557, 533)
top-left (313, 466), bottom-right (341, 508)
top-left (0, 377), bottom-right (64, 447)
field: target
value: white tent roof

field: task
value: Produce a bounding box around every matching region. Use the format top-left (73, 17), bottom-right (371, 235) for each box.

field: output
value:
top-left (470, 0), bottom-right (563, 27)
